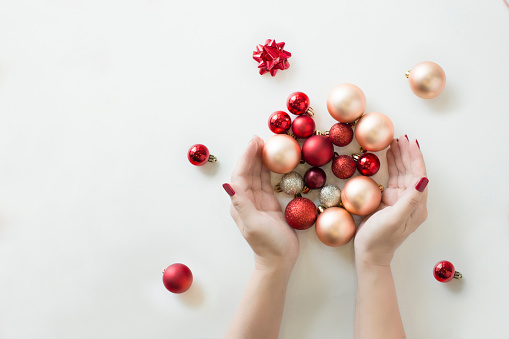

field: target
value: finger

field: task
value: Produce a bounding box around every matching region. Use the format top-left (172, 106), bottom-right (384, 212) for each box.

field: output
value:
top-left (398, 135), bottom-right (412, 176)
top-left (409, 139), bottom-right (426, 178)
top-left (223, 183), bottom-right (257, 222)
top-left (261, 164), bottom-right (273, 194)
top-left (231, 138), bottom-right (258, 190)
top-left (391, 177), bottom-right (429, 225)
top-left (391, 136), bottom-right (406, 189)
top-left (251, 136), bottom-right (264, 191)
top-left (387, 140), bottom-right (399, 188)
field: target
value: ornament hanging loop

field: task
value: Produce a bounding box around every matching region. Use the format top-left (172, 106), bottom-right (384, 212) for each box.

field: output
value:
top-left (405, 70), bottom-right (411, 79)
top-left (379, 184), bottom-right (384, 192)
top-left (208, 155), bottom-right (218, 163)
top-left (306, 107), bottom-right (315, 116)
top-left (274, 183), bottom-right (283, 192)
top-left (454, 271), bottom-right (463, 279)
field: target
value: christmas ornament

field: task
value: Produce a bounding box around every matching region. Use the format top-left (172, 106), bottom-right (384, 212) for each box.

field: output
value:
top-left (188, 144), bottom-right (217, 166)
top-left (328, 123), bottom-right (354, 147)
top-left (304, 167), bottom-right (326, 190)
top-left (301, 135), bottom-right (334, 167)
top-left (252, 39), bottom-right (291, 76)
top-left (341, 176), bottom-right (382, 216)
top-left (327, 84), bottom-right (366, 123)
top-left (315, 207), bottom-right (356, 247)
top-left (319, 184), bottom-right (342, 208)
top-left (355, 112), bottom-right (394, 152)
top-left (433, 260), bottom-right (463, 283)
top-left (262, 134), bottom-right (301, 174)
top-left (406, 61), bottom-right (446, 99)
top-left (275, 172), bottom-right (304, 195)
top-left (291, 115), bottom-right (315, 138)
top-left (268, 111), bottom-right (292, 134)
top-left (162, 263), bottom-right (193, 294)
top-left (285, 197), bottom-right (318, 230)
top-left (287, 92), bottom-right (314, 116)
top-left (352, 152), bottom-right (380, 176)
top-left (331, 154), bottom-right (356, 179)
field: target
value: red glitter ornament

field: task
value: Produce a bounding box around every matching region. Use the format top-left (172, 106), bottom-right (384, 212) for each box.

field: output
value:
top-left (287, 92), bottom-right (313, 115)
top-left (285, 197), bottom-right (318, 230)
top-left (332, 155), bottom-right (356, 179)
top-left (163, 263), bottom-right (193, 293)
top-left (291, 115), bottom-right (315, 138)
top-left (252, 39), bottom-right (291, 76)
top-left (301, 135), bottom-right (334, 167)
top-left (304, 167), bottom-right (326, 189)
top-left (433, 260), bottom-right (463, 283)
top-left (188, 144), bottom-right (217, 166)
top-left (355, 153), bottom-right (380, 176)
top-left (268, 111), bottom-right (292, 134)
top-left (329, 123), bottom-right (354, 147)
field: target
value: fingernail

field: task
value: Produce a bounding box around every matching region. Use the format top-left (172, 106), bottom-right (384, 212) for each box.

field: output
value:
top-left (405, 135), bottom-right (409, 141)
top-left (396, 138), bottom-right (399, 142)
top-left (223, 183), bottom-right (235, 196)
top-left (415, 177), bottom-right (429, 192)
top-left (249, 135), bottom-right (257, 143)
top-left (416, 139), bottom-right (420, 149)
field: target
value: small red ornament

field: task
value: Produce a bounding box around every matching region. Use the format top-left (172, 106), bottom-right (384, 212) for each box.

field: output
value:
top-left (331, 155), bottom-right (356, 179)
top-left (354, 153), bottom-right (381, 176)
top-left (291, 115), bottom-right (315, 138)
top-left (252, 39), bottom-right (291, 76)
top-left (328, 123), bottom-right (354, 147)
top-left (268, 111), bottom-right (292, 134)
top-left (304, 167), bottom-right (326, 189)
top-left (301, 135), bottom-right (334, 167)
top-left (285, 197), bottom-right (318, 230)
top-left (188, 144), bottom-right (217, 166)
top-left (287, 92), bottom-right (314, 116)
top-left (162, 263), bottom-right (193, 293)
top-left (433, 260), bottom-right (463, 283)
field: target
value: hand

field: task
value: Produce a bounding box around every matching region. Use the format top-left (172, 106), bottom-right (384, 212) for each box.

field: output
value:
top-left (354, 136), bottom-right (428, 266)
top-left (223, 136), bottom-right (299, 271)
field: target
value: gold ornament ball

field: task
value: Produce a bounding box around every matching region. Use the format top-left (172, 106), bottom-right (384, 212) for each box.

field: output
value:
top-left (407, 61), bottom-right (446, 99)
top-left (355, 112), bottom-right (394, 152)
top-left (315, 207), bottom-right (356, 247)
top-left (341, 176), bottom-right (382, 216)
top-left (262, 134), bottom-right (301, 174)
top-left (326, 83), bottom-right (366, 123)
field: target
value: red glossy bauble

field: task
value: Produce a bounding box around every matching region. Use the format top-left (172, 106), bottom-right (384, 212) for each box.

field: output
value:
top-left (292, 115), bottom-right (315, 138)
top-left (268, 111), bottom-right (292, 134)
top-left (433, 261), bottom-right (462, 283)
top-left (285, 197), bottom-right (317, 230)
top-left (301, 135), bottom-right (334, 167)
top-left (287, 92), bottom-right (310, 115)
top-left (328, 123), bottom-right (354, 147)
top-left (304, 167), bottom-right (326, 189)
top-left (163, 263), bottom-right (193, 293)
top-left (356, 153), bottom-right (380, 176)
top-left (188, 144), bottom-right (210, 166)
top-left (332, 155), bottom-right (356, 179)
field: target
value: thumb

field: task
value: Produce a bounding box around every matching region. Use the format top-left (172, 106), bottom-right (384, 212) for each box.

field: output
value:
top-left (392, 177), bottom-right (429, 221)
top-left (223, 183), bottom-right (256, 218)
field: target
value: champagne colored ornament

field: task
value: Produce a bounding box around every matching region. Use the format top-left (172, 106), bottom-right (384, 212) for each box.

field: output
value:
top-left (268, 111), bottom-right (292, 134)
top-left (355, 112), bottom-right (394, 152)
top-left (328, 123), bottom-right (354, 147)
top-left (331, 154), bottom-right (356, 179)
top-left (262, 134), bottom-right (301, 174)
top-left (287, 92), bottom-right (314, 116)
top-left (285, 197), bottom-right (317, 230)
top-left (188, 144), bottom-right (217, 166)
top-left (352, 152), bottom-right (380, 176)
top-left (406, 61), bottom-right (446, 99)
top-left (433, 260), bottom-right (463, 283)
top-left (301, 135), bottom-right (334, 167)
top-left (341, 176), bottom-right (382, 216)
top-left (275, 172), bottom-right (304, 195)
top-left (304, 167), bottom-right (326, 190)
top-left (319, 184), bottom-right (342, 208)
top-left (315, 207), bottom-right (356, 247)
top-left (292, 115), bottom-right (315, 138)
top-left (162, 263), bottom-right (193, 294)
top-left (326, 84), bottom-right (366, 123)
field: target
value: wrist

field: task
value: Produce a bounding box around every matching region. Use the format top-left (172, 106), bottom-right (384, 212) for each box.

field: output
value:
top-left (354, 250), bottom-right (394, 268)
top-left (254, 255), bottom-right (296, 278)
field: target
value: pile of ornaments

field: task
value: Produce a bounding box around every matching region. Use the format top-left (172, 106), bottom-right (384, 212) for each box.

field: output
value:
top-left (263, 84), bottom-right (394, 247)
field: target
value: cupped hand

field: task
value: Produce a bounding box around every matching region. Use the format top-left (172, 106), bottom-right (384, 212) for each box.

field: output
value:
top-left (224, 136), bottom-right (299, 271)
top-left (354, 136), bottom-right (429, 266)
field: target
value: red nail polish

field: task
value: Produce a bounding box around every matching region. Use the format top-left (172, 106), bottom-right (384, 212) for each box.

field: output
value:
top-left (415, 177), bottom-right (429, 192)
top-left (416, 139), bottom-right (420, 149)
top-left (405, 135), bottom-right (409, 141)
top-left (223, 183), bottom-right (235, 196)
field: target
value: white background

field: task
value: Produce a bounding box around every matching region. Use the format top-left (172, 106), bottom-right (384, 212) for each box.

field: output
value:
top-left (1, 0), bottom-right (508, 338)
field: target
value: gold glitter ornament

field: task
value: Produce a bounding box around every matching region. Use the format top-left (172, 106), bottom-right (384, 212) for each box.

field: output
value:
top-left (274, 172), bottom-right (304, 195)
top-left (319, 184), bottom-right (342, 208)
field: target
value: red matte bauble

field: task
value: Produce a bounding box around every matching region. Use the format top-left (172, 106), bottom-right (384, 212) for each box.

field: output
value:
top-left (285, 197), bottom-right (317, 230)
top-left (287, 92), bottom-right (310, 115)
top-left (292, 115), bottom-right (315, 138)
top-left (433, 261), bottom-right (456, 283)
top-left (301, 135), bottom-right (334, 167)
top-left (331, 155), bottom-right (356, 179)
top-left (329, 123), bottom-right (354, 147)
top-left (268, 111), bottom-right (292, 134)
top-left (188, 144), bottom-right (210, 166)
top-left (163, 263), bottom-right (193, 293)
top-left (356, 153), bottom-right (380, 176)
top-left (304, 167), bottom-right (326, 189)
